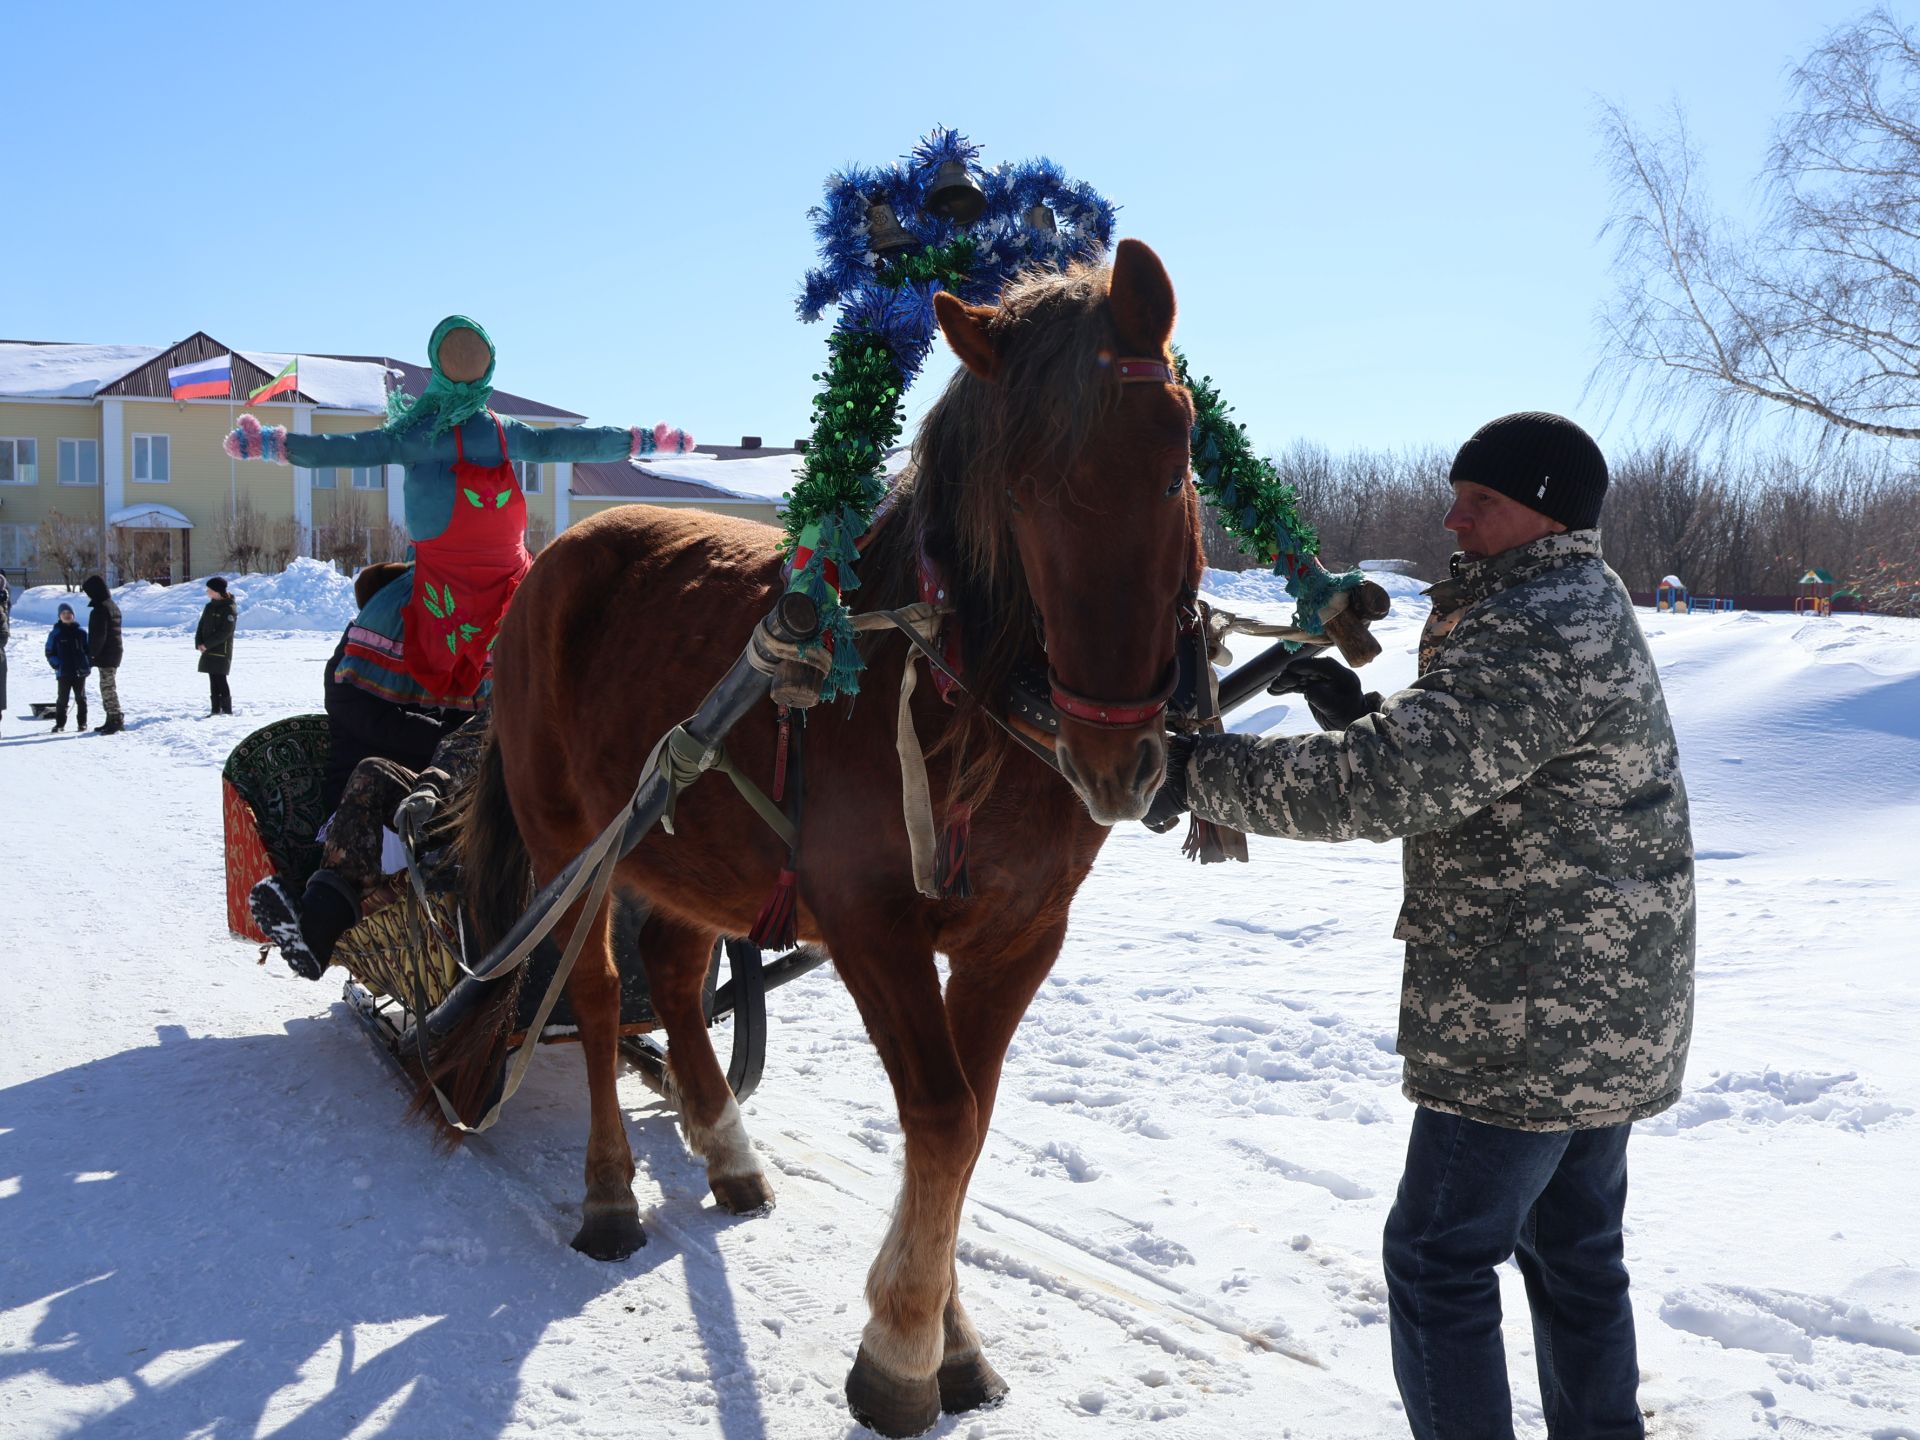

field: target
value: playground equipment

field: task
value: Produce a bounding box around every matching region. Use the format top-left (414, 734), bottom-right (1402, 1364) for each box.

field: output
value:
top-left (1655, 575), bottom-right (1735, 615)
top-left (1796, 568), bottom-right (1837, 617)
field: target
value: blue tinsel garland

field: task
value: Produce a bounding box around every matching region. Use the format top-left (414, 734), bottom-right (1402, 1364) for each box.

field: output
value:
top-left (789, 127), bottom-right (1354, 700)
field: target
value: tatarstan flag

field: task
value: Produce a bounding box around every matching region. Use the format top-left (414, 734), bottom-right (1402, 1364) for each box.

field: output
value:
top-left (249, 357), bottom-right (299, 404)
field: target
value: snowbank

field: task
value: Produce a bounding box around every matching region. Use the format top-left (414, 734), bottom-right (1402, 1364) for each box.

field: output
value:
top-left (11, 557), bottom-right (357, 633)
top-left (1199, 562), bottom-right (1432, 612)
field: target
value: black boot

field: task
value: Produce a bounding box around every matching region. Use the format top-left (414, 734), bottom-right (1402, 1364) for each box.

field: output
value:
top-left (97, 716), bottom-right (123, 735)
top-left (299, 870), bottom-right (360, 967)
top-left (251, 870), bottom-right (358, 980)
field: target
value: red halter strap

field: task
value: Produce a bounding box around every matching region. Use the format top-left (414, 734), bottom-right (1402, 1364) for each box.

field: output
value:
top-left (1048, 661), bottom-right (1178, 729)
top-left (1115, 357), bottom-right (1176, 384)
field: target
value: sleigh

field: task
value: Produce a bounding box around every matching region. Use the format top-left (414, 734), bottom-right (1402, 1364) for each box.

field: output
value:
top-left (222, 713), bottom-right (829, 1105)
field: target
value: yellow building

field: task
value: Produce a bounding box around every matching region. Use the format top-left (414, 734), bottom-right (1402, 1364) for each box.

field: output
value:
top-left (0, 333), bottom-right (595, 588)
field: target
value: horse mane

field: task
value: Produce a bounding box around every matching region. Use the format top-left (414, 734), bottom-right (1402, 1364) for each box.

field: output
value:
top-left (858, 259), bottom-right (1126, 808)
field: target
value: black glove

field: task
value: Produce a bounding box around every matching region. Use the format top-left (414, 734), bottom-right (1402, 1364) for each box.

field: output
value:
top-left (1266, 654), bottom-right (1381, 730)
top-left (1142, 733), bottom-right (1197, 833)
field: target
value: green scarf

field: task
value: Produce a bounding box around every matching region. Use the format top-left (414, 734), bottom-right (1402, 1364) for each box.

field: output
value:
top-left (384, 314), bottom-right (497, 437)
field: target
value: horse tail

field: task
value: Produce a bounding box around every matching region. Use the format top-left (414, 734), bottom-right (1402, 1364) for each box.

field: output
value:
top-left (414, 725), bottom-right (528, 1135)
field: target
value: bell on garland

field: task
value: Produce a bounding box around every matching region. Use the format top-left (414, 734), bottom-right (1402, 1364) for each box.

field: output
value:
top-left (1023, 202), bottom-right (1057, 234)
top-left (925, 159), bottom-right (987, 225)
top-left (866, 198), bottom-right (916, 257)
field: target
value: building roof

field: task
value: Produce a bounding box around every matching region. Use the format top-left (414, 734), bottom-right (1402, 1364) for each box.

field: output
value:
top-left (0, 334), bottom-right (584, 420)
top-left (0, 341), bottom-right (165, 399)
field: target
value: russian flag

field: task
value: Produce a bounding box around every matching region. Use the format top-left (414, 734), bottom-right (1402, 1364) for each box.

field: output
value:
top-left (168, 354), bottom-right (232, 400)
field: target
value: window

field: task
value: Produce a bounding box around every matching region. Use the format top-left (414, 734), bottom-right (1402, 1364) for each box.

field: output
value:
top-left (516, 460), bottom-right (542, 494)
top-left (0, 523), bottom-right (34, 568)
top-left (131, 433), bottom-right (171, 483)
top-left (311, 467), bottom-right (337, 490)
top-left (0, 437), bottom-right (38, 484)
top-left (58, 438), bottom-right (99, 486)
top-left (351, 466), bottom-right (384, 490)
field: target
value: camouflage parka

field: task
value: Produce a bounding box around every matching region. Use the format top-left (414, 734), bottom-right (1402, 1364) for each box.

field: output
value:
top-left (1186, 530), bottom-right (1695, 1131)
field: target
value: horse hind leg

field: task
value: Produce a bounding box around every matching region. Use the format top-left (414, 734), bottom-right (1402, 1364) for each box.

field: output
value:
top-left (639, 910), bottom-right (774, 1214)
top-left (561, 888), bottom-right (647, 1261)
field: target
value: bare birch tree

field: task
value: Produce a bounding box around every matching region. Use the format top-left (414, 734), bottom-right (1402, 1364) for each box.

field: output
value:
top-left (1600, 7), bottom-right (1920, 441)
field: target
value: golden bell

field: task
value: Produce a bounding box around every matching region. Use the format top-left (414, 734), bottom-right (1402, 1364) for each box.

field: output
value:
top-left (926, 159), bottom-right (987, 225)
top-left (865, 199), bottom-right (916, 257)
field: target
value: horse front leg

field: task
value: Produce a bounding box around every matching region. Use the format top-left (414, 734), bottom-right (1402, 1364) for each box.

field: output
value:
top-left (934, 919), bottom-right (1069, 1415)
top-left (560, 889), bottom-right (646, 1260)
top-left (637, 910), bottom-right (774, 1214)
top-left (829, 928), bottom-right (980, 1438)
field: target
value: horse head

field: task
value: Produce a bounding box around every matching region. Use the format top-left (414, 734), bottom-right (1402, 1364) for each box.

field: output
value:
top-left (929, 238), bottom-right (1200, 824)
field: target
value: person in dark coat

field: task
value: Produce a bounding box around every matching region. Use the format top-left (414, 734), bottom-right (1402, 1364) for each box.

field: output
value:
top-left (44, 602), bottom-right (91, 732)
top-left (80, 574), bottom-right (124, 734)
top-left (195, 577), bottom-right (238, 715)
top-left (0, 573), bottom-right (12, 737)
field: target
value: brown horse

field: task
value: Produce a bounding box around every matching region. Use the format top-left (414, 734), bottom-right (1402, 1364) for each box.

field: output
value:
top-left (450, 239), bottom-right (1201, 1436)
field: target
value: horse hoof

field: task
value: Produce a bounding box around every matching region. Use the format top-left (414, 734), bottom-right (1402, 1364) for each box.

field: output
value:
top-left (845, 1344), bottom-right (940, 1437)
top-left (710, 1169), bottom-right (775, 1215)
top-left (938, 1349), bottom-right (1009, 1414)
top-left (570, 1208), bottom-right (646, 1261)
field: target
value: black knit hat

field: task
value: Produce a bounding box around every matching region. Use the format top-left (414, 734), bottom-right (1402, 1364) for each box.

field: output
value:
top-left (1448, 412), bottom-right (1608, 531)
top-left (206, 576), bottom-right (228, 594)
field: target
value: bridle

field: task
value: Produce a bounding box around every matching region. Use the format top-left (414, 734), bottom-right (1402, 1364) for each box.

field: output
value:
top-left (1042, 353), bottom-right (1191, 731)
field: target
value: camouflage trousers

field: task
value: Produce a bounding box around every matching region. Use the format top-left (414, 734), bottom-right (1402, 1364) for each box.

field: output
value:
top-left (322, 757), bottom-right (419, 893)
top-left (97, 666), bottom-right (121, 720)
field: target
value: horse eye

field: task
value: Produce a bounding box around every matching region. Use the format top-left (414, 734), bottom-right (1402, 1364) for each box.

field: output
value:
top-left (1165, 470), bottom-right (1188, 498)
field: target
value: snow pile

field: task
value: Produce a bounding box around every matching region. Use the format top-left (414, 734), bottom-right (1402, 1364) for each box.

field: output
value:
top-left (11, 557), bottom-right (357, 633)
top-left (1200, 562), bottom-right (1432, 619)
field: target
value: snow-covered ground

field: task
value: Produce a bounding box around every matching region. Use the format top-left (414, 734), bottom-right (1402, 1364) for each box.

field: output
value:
top-left (2, 569), bottom-right (1916, 1440)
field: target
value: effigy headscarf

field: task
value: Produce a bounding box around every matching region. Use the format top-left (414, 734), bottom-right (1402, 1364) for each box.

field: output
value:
top-left (383, 314), bottom-right (498, 436)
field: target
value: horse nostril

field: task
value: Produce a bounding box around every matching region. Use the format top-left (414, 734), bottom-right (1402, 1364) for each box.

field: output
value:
top-left (1133, 736), bottom-right (1164, 795)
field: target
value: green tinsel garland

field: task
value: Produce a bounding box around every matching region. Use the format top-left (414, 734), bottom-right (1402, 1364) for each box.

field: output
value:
top-left (784, 334), bottom-right (908, 697)
top-left (1176, 349), bottom-right (1363, 635)
top-left (782, 302), bottom-right (1364, 698)
top-left (874, 237), bottom-right (978, 294)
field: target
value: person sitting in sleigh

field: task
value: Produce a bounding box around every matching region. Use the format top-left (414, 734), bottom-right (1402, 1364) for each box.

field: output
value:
top-left (251, 714), bottom-right (488, 979)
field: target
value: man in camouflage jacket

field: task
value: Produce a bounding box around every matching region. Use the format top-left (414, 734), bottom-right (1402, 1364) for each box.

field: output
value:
top-left (1150, 412), bottom-right (1693, 1440)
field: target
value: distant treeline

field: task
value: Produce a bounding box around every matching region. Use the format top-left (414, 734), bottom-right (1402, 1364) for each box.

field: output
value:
top-left (1203, 439), bottom-right (1919, 611)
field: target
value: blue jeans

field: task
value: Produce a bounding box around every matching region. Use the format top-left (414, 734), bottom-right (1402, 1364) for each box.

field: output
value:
top-left (1383, 1108), bottom-right (1642, 1440)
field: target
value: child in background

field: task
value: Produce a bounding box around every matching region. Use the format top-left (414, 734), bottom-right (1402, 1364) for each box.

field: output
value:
top-left (45, 602), bottom-right (91, 733)
top-left (196, 577), bottom-right (237, 715)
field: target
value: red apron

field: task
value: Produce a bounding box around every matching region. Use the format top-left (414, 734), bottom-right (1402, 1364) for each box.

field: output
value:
top-left (403, 411), bottom-right (532, 699)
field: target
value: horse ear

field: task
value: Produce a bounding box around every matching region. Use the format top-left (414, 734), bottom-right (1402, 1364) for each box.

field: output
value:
top-left (1109, 238), bottom-right (1176, 350)
top-left (934, 291), bottom-right (1000, 381)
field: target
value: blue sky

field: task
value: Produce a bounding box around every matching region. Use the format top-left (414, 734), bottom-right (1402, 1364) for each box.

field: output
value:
top-left (0, 1), bottom-right (1864, 459)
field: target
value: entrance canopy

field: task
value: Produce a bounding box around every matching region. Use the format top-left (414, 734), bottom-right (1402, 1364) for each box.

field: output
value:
top-left (109, 502), bottom-right (193, 530)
